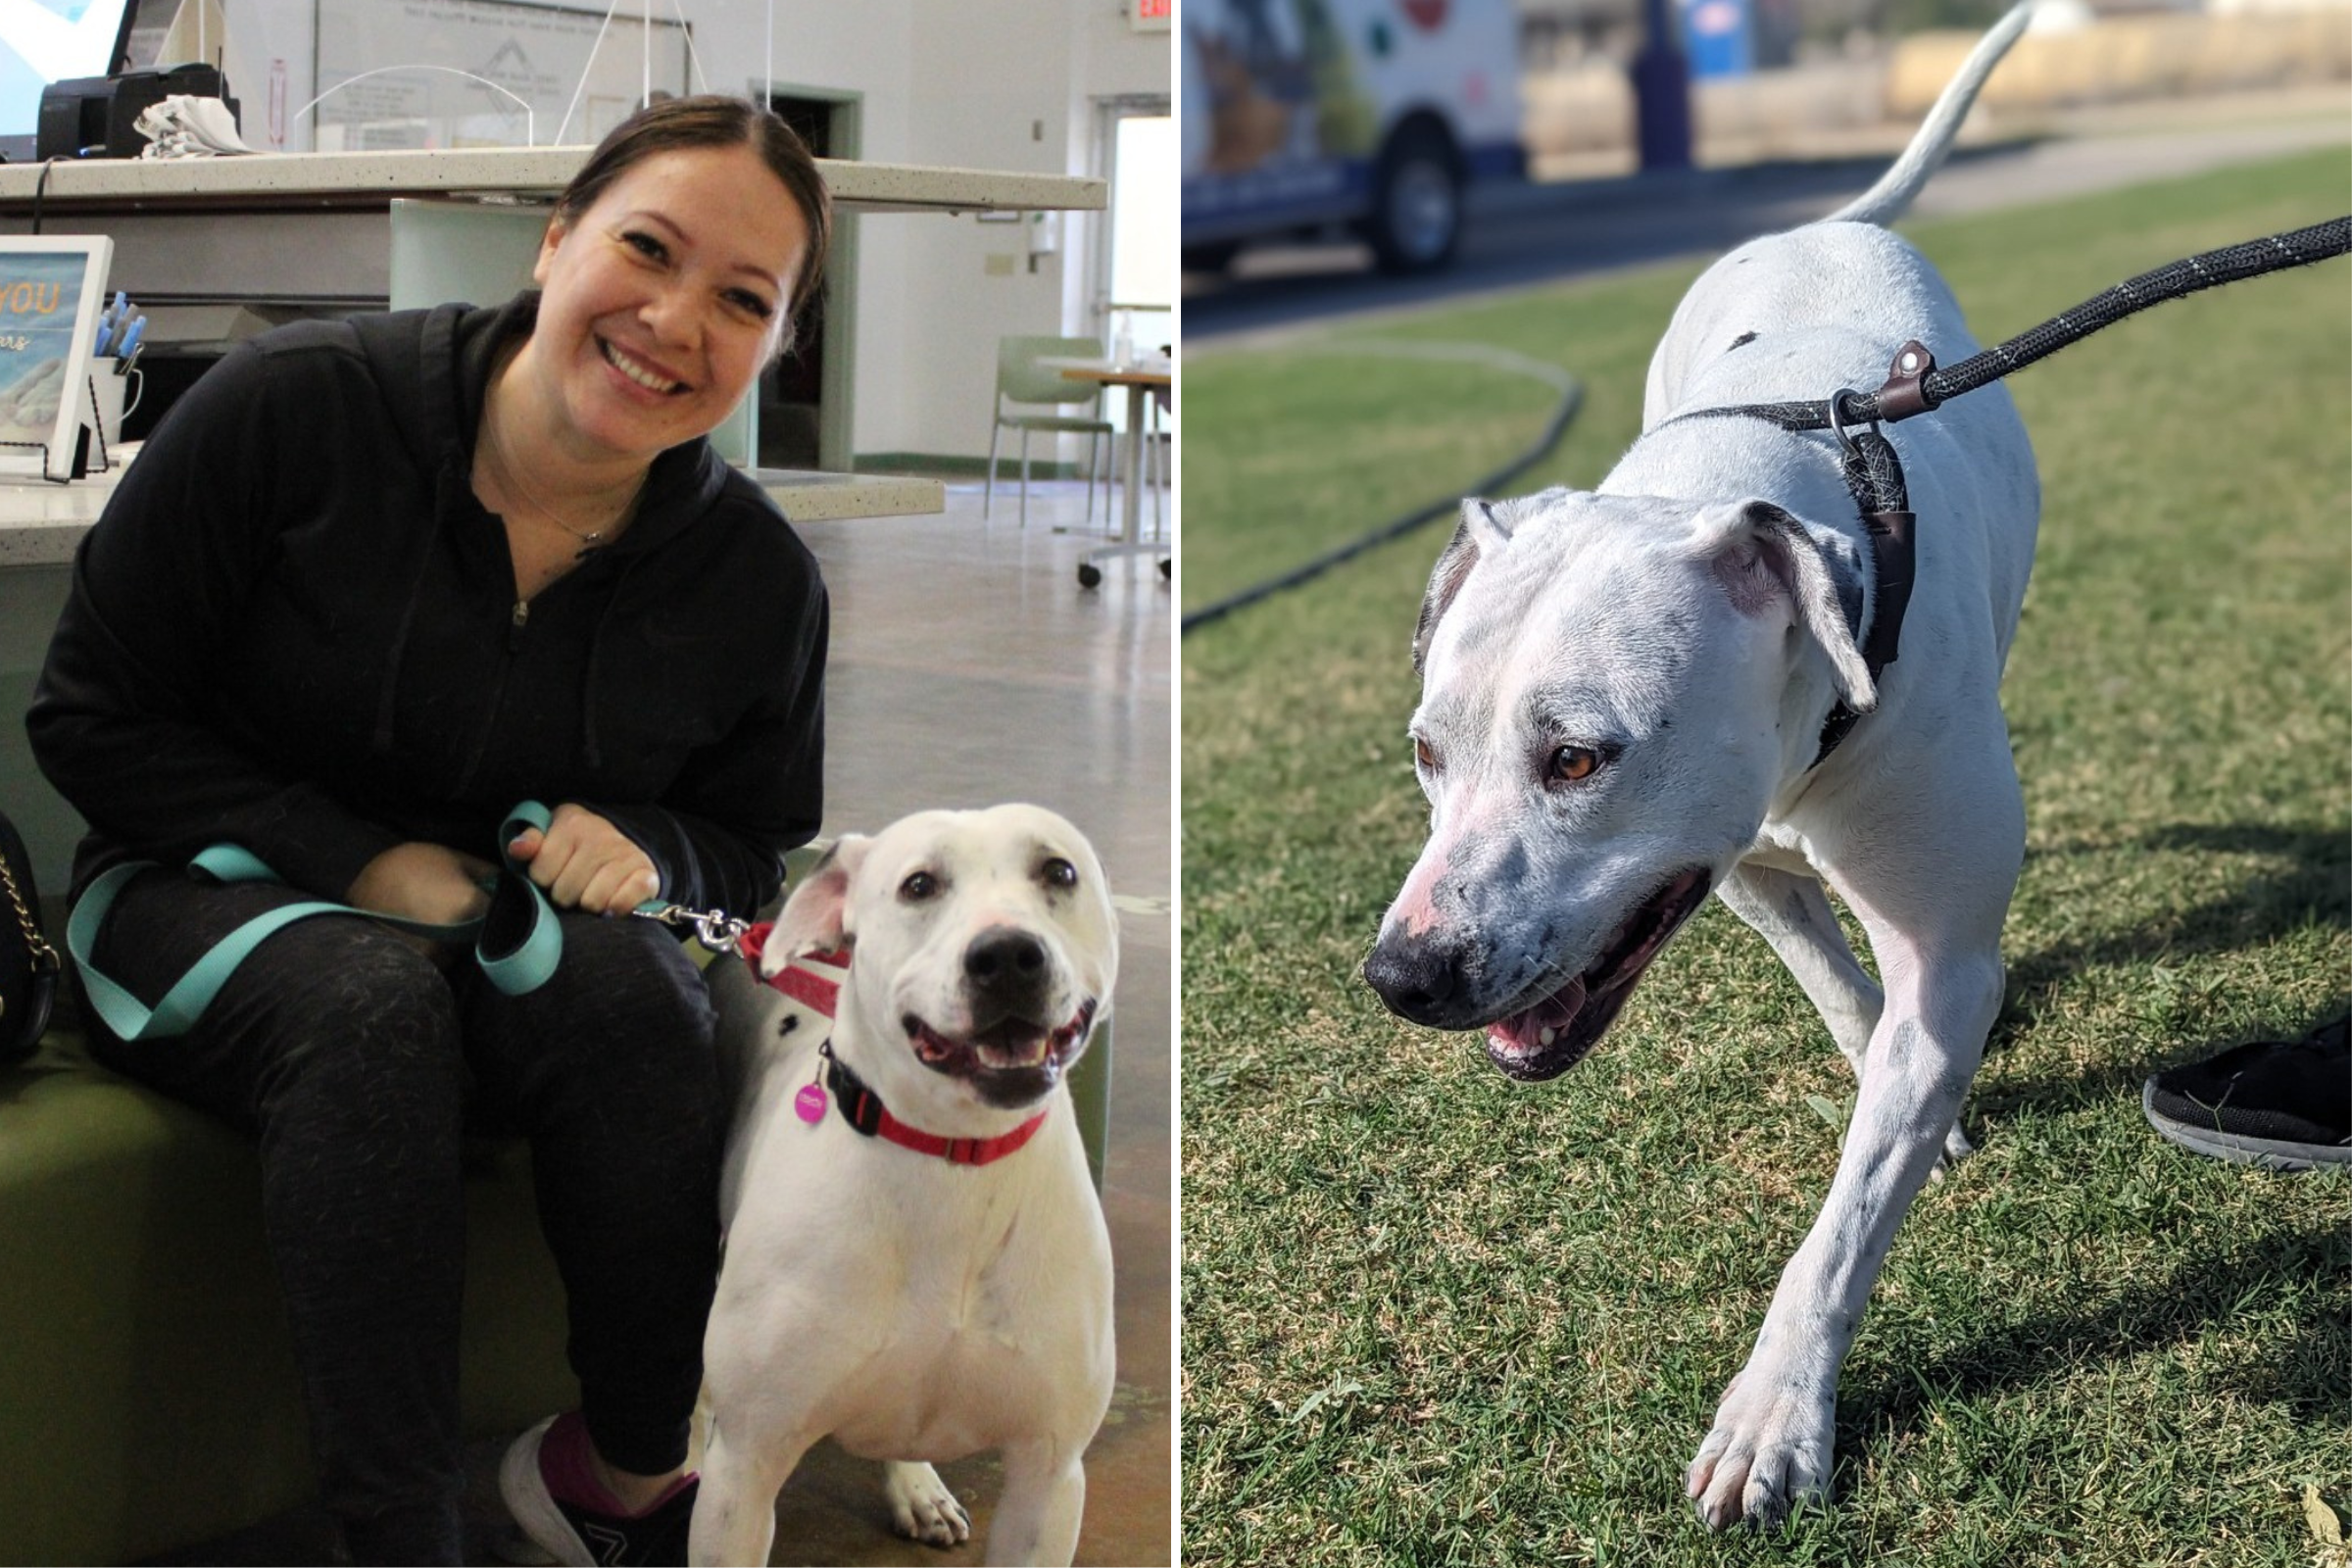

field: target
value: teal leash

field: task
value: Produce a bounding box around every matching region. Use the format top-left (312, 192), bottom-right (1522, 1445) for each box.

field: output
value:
top-left (73, 801), bottom-right (576, 1042)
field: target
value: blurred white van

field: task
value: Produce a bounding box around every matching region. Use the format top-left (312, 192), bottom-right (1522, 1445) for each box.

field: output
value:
top-left (1182, 0), bottom-right (1525, 274)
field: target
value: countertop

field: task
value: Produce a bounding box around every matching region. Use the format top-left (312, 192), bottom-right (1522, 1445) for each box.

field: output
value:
top-left (0, 451), bottom-right (945, 568)
top-left (0, 149), bottom-right (1105, 216)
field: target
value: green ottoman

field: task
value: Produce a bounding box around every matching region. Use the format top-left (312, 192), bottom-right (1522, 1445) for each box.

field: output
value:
top-left (0, 1029), bottom-right (576, 1564)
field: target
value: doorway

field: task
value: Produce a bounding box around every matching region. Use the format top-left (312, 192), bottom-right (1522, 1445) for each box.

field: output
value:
top-left (1092, 95), bottom-right (1176, 437)
top-left (763, 88), bottom-right (860, 471)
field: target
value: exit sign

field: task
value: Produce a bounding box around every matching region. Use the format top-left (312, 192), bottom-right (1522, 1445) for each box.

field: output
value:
top-left (1132, 0), bottom-right (1170, 29)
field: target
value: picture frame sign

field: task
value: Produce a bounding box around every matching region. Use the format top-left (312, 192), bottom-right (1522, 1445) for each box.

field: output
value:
top-left (0, 237), bottom-right (114, 481)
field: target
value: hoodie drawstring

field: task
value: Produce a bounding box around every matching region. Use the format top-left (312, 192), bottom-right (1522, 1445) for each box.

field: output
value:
top-left (371, 460), bottom-right (458, 756)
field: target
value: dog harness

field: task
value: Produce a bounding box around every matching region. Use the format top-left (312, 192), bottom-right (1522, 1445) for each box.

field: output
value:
top-left (1667, 216), bottom-right (2351, 769)
top-left (1667, 341), bottom-right (1926, 769)
top-left (737, 923), bottom-right (1051, 1168)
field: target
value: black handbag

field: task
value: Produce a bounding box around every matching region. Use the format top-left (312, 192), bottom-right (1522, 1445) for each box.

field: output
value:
top-left (1, 807), bottom-right (60, 1063)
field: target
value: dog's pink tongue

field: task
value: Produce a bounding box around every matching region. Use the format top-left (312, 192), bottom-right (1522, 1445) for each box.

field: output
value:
top-left (1487, 978), bottom-right (1588, 1056)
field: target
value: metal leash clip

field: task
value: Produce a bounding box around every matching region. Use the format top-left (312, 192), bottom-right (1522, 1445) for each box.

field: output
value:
top-left (632, 901), bottom-right (753, 955)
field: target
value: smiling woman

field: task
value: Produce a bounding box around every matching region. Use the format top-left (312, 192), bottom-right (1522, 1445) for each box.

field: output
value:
top-left (26, 94), bottom-right (837, 1567)
top-left (478, 99), bottom-right (832, 602)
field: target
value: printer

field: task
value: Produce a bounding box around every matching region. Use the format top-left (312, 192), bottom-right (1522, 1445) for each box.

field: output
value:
top-left (37, 64), bottom-right (239, 160)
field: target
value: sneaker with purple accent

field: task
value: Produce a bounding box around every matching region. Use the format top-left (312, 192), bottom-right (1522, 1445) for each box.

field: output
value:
top-left (497, 1412), bottom-right (698, 1568)
top-left (2142, 1016), bottom-right (2352, 1171)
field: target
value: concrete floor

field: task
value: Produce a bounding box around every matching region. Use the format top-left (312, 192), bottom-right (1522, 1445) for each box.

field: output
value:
top-left (154, 480), bottom-right (1173, 1567)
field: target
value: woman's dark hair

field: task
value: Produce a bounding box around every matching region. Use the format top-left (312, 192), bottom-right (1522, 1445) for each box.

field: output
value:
top-left (555, 94), bottom-right (833, 356)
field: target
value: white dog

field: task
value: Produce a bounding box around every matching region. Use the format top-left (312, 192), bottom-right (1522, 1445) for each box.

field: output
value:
top-left (1364, 4), bottom-right (2039, 1531)
top-left (693, 806), bottom-right (1119, 1566)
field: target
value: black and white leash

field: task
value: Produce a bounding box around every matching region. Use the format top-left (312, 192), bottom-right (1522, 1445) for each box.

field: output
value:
top-left (1686, 217), bottom-right (2351, 441)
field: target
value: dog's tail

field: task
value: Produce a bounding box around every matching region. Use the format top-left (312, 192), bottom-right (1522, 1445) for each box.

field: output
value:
top-left (1823, 0), bottom-right (2034, 226)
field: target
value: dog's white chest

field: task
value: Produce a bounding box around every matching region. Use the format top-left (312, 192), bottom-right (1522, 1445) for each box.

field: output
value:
top-left (824, 1241), bottom-right (1104, 1460)
top-left (716, 1108), bottom-right (1114, 1460)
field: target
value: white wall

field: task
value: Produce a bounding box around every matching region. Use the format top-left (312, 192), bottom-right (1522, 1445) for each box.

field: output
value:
top-left (214, 0), bottom-right (1169, 461)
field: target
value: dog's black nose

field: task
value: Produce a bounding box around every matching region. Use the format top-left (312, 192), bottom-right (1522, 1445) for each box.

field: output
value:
top-left (1363, 935), bottom-right (1466, 1027)
top-left (964, 927), bottom-right (1049, 995)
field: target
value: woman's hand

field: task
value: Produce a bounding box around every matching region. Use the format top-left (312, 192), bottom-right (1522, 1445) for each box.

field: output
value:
top-left (507, 803), bottom-right (661, 916)
top-left (347, 842), bottom-right (497, 956)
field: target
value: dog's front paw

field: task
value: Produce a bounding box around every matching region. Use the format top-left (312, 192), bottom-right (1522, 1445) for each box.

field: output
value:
top-left (1686, 1373), bottom-right (1835, 1530)
top-left (883, 1460), bottom-right (971, 1548)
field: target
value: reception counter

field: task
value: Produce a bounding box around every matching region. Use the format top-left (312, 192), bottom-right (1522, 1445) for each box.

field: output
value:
top-left (0, 148), bottom-right (1105, 311)
top-left (0, 146), bottom-right (1102, 214)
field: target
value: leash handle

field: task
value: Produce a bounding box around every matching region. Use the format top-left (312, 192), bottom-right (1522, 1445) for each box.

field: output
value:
top-left (69, 801), bottom-right (566, 1043)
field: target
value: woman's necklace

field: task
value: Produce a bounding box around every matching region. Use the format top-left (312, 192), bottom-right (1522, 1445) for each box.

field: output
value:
top-left (482, 410), bottom-right (649, 559)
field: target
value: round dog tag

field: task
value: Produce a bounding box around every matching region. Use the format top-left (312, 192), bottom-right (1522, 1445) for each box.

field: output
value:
top-left (794, 1082), bottom-right (827, 1123)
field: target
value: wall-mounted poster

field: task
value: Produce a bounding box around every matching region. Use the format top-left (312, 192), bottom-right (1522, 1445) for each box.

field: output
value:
top-left (0, 236), bottom-right (113, 481)
top-left (313, 0), bottom-right (692, 152)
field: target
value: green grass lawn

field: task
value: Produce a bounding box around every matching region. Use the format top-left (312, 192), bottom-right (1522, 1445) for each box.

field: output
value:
top-left (1180, 149), bottom-right (2352, 1567)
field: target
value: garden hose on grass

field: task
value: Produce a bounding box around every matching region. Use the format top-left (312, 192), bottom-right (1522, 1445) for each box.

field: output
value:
top-left (1180, 340), bottom-right (1583, 637)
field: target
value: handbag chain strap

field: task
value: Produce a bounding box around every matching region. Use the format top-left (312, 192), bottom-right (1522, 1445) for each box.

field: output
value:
top-left (0, 851), bottom-right (60, 974)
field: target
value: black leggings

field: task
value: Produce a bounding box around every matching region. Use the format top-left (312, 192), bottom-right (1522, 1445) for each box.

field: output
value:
top-left (86, 869), bottom-right (722, 1566)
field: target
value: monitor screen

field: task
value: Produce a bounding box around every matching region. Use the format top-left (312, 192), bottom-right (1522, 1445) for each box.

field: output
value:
top-left (0, 0), bottom-right (138, 138)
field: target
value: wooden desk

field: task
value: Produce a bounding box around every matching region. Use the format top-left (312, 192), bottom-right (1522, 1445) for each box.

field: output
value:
top-left (1056, 363), bottom-right (1171, 562)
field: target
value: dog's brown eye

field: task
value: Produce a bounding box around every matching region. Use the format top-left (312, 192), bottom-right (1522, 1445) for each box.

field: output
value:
top-left (1413, 736), bottom-right (1437, 772)
top-left (1042, 858), bottom-right (1078, 889)
top-left (1549, 746), bottom-right (1601, 784)
top-left (900, 870), bottom-right (939, 901)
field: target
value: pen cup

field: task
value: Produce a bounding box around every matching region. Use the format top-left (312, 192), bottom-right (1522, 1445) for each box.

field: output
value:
top-left (86, 365), bottom-right (143, 456)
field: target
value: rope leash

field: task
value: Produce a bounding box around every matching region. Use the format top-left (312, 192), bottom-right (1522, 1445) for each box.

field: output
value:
top-left (1679, 217), bottom-right (2352, 438)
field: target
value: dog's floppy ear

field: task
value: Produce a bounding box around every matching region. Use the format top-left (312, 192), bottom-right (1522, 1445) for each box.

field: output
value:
top-left (1698, 499), bottom-right (1876, 711)
top-left (1412, 498), bottom-right (1514, 674)
top-left (760, 835), bottom-right (873, 976)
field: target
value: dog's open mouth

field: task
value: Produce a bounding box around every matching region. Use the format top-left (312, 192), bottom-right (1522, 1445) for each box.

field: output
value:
top-left (904, 999), bottom-right (1099, 1102)
top-left (1483, 868), bottom-right (1711, 1082)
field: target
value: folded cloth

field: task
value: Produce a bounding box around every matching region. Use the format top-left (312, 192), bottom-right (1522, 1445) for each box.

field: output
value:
top-left (133, 95), bottom-right (254, 158)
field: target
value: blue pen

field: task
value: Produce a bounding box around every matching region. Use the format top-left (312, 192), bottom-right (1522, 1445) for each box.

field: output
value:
top-left (95, 292), bottom-right (129, 354)
top-left (115, 316), bottom-right (144, 358)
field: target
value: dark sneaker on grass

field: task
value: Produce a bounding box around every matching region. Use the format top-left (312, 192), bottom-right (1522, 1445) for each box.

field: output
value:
top-left (2142, 1016), bottom-right (2351, 1171)
top-left (498, 1412), bottom-right (697, 1567)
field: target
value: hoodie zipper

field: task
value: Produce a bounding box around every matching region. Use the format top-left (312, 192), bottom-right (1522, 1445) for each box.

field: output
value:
top-left (453, 597), bottom-right (528, 799)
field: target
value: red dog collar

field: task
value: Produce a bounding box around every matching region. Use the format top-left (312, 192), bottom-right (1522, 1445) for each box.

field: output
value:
top-left (740, 924), bottom-right (1050, 1168)
top-left (822, 1047), bottom-right (1050, 1166)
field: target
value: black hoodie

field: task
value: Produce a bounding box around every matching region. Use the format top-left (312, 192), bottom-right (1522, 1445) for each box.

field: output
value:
top-left (27, 292), bottom-right (826, 920)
